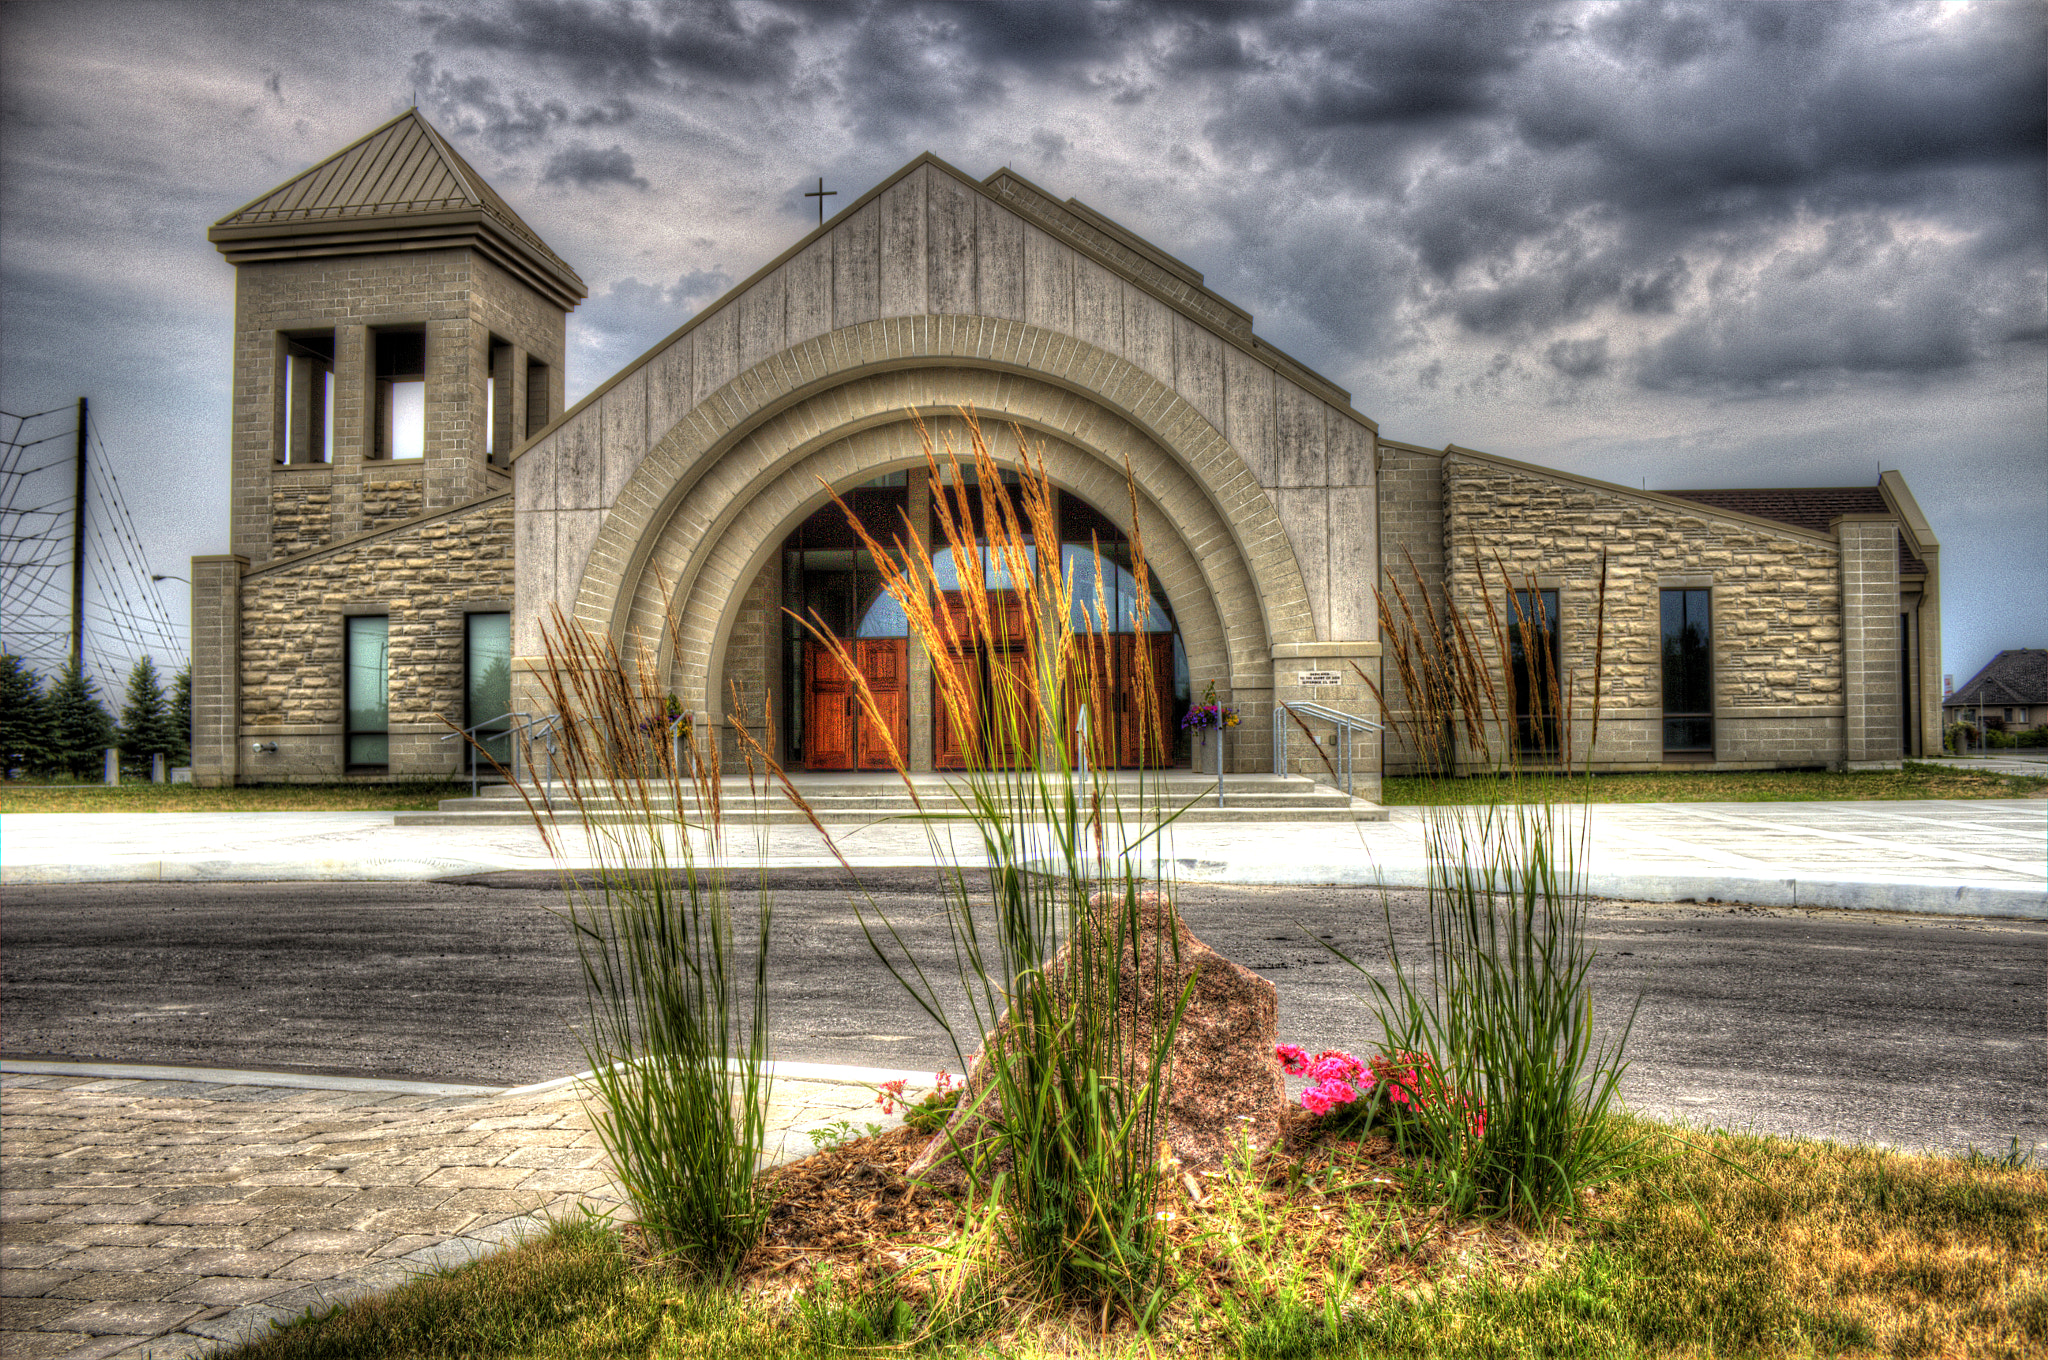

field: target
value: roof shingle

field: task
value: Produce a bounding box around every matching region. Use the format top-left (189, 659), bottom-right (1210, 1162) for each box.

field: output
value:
top-left (1946, 649), bottom-right (2048, 708)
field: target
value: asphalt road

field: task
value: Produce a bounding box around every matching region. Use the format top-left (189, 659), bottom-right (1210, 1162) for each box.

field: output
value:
top-left (3, 871), bottom-right (2041, 1158)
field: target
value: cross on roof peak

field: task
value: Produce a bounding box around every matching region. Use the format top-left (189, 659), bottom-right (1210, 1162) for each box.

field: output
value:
top-left (804, 176), bottom-right (836, 226)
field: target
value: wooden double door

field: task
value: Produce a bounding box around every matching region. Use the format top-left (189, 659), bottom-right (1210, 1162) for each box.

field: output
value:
top-left (802, 630), bottom-right (1174, 773)
top-left (933, 633), bottom-right (1174, 771)
top-left (934, 647), bottom-right (1038, 770)
top-left (1068, 633), bottom-right (1175, 770)
top-left (803, 638), bottom-right (907, 770)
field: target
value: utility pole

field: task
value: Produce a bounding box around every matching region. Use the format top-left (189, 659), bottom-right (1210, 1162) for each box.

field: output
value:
top-left (71, 396), bottom-right (87, 668)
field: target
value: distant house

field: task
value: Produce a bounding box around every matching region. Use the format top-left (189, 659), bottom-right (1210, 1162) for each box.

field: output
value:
top-left (1944, 650), bottom-right (2047, 733)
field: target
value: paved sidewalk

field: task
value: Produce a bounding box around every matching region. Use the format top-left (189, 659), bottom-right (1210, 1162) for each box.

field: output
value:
top-left (0, 1066), bottom-right (901, 1359)
top-left (5, 797), bottom-right (2043, 917)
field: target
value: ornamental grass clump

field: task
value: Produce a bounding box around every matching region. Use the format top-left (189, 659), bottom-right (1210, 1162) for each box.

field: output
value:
top-left (526, 611), bottom-right (774, 1279)
top-left (784, 413), bottom-right (1193, 1329)
top-left (1349, 552), bottom-right (1642, 1223)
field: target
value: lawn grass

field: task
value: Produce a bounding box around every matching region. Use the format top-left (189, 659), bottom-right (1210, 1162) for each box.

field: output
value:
top-left (0, 779), bottom-right (473, 813)
top-left (222, 1120), bottom-right (2048, 1359)
top-left (1382, 762), bottom-right (2048, 806)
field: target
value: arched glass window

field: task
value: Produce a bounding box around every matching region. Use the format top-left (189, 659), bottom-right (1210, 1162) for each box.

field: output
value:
top-left (855, 589), bottom-right (909, 638)
top-left (1062, 545), bottom-right (1173, 634)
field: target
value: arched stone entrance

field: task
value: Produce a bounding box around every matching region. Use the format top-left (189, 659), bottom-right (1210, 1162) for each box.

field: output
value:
top-left (550, 319), bottom-right (1319, 772)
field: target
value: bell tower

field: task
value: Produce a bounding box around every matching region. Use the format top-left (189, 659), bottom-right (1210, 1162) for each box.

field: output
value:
top-left (208, 108), bottom-right (585, 564)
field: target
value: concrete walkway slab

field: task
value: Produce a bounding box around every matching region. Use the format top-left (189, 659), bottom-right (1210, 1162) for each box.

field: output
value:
top-left (5, 797), bottom-right (2041, 917)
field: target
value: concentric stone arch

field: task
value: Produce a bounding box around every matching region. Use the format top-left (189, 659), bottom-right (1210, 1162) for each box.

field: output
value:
top-left (569, 316), bottom-right (1316, 721)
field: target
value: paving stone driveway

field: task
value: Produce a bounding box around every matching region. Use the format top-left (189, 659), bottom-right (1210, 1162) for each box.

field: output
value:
top-left (0, 1071), bottom-right (883, 1359)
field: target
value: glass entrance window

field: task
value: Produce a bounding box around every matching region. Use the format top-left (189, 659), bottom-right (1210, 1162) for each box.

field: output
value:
top-left (1510, 589), bottom-right (1560, 755)
top-left (1661, 589), bottom-right (1713, 753)
top-left (466, 613), bottom-right (511, 770)
top-left (346, 616), bottom-right (389, 767)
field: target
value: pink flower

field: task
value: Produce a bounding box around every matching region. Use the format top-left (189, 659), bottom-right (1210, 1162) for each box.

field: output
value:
top-left (1308, 1051), bottom-right (1364, 1084)
top-left (876, 1078), bottom-right (908, 1115)
top-left (1275, 1044), bottom-right (1310, 1076)
top-left (1301, 1077), bottom-right (1360, 1115)
top-left (933, 1069), bottom-right (958, 1095)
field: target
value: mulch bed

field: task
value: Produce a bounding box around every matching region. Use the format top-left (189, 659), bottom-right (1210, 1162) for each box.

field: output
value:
top-left (740, 1124), bottom-right (966, 1286)
top-left (623, 1108), bottom-right (1548, 1342)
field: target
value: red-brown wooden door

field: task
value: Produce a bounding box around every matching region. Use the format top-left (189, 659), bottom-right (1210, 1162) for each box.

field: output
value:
top-left (804, 638), bottom-right (908, 771)
top-left (934, 645), bottom-right (1037, 770)
top-left (1069, 633), bottom-right (1172, 768)
top-left (803, 642), bottom-right (856, 770)
top-left (854, 639), bottom-right (907, 770)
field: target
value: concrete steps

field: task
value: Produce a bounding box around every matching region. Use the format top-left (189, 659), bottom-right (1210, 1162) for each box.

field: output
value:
top-left (392, 773), bottom-right (1387, 827)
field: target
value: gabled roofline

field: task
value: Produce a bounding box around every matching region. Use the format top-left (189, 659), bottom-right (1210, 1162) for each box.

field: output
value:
top-left (1441, 444), bottom-right (1848, 546)
top-left (507, 151), bottom-right (1369, 464)
top-left (1879, 469), bottom-right (1940, 555)
top-left (211, 108), bottom-right (419, 228)
top-left (981, 167), bottom-right (1218, 298)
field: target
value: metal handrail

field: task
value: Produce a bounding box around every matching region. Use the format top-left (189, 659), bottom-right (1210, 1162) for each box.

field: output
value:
top-left (1273, 700), bottom-right (1384, 798)
top-left (441, 711), bottom-right (559, 799)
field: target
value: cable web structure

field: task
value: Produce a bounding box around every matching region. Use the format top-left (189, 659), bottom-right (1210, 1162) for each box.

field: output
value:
top-left (2, 403), bottom-right (187, 694)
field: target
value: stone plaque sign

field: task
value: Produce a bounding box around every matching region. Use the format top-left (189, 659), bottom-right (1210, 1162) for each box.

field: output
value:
top-left (1297, 670), bottom-right (1342, 687)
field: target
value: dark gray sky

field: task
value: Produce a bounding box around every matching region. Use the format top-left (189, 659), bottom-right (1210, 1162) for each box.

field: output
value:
top-left (2, 0), bottom-right (2041, 689)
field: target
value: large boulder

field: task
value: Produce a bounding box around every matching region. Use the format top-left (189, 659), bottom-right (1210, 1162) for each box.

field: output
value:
top-left (906, 890), bottom-right (1286, 1184)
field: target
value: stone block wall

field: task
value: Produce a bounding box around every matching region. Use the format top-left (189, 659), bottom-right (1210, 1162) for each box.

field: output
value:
top-left (363, 474), bottom-right (425, 527)
top-left (1374, 443), bottom-right (1449, 774)
top-left (188, 555), bottom-right (246, 787)
top-left (235, 496), bottom-right (513, 781)
top-left (1838, 516), bottom-right (1903, 766)
top-left (1441, 454), bottom-right (1850, 771)
top-left (717, 553), bottom-right (782, 773)
top-left (270, 484), bottom-right (334, 560)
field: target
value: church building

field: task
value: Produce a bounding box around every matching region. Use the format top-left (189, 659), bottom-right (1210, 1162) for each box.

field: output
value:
top-left (190, 110), bottom-right (1944, 795)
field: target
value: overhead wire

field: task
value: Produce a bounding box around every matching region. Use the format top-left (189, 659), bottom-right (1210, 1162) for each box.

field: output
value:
top-left (0, 405), bottom-right (188, 690)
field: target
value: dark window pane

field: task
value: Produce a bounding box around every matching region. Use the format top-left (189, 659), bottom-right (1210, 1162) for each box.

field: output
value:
top-left (1663, 716), bottom-right (1713, 751)
top-left (1660, 588), bottom-right (1712, 752)
top-left (1510, 589), bottom-right (1560, 754)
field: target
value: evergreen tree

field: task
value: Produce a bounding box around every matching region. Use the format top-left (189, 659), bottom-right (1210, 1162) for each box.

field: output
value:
top-left (0, 654), bottom-right (50, 778)
top-left (45, 657), bottom-right (116, 780)
top-left (119, 656), bottom-right (175, 777)
top-left (170, 664), bottom-right (192, 767)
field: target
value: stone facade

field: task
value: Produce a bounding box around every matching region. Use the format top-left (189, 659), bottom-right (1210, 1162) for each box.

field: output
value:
top-left (235, 497), bottom-right (514, 782)
top-left (1438, 452), bottom-right (1854, 771)
top-left (269, 483), bottom-right (335, 560)
top-left (511, 156), bottom-right (1381, 776)
top-left (192, 110), bottom-right (580, 784)
top-left (227, 249), bottom-right (564, 566)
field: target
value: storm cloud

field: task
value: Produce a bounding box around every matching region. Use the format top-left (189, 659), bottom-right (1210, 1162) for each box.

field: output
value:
top-left (0, 0), bottom-right (2040, 683)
